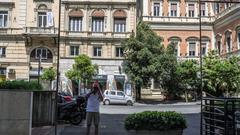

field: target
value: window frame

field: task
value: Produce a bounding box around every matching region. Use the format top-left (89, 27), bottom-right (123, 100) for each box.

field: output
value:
top-left (153, 2), bottom-right (161, 16)
top-left (169, 2), bottom-right (178, 17)
top-left (0, 11), bottom-right (8, 28)
top-left (92, 17), bottom-right (104, 33)
top-left (69, 17), bottom-right (83, 32)
top-left (38, 12), bottom-right (47, 28)
top-left (188, 3), bottom-right (196, 17)
top-left (114, 18), bottom-right (126, 33)
top-left (115, 47), bottom-right (124, 57)
top-left (237, 30), bottom-right (240, 49)
top-left (93, 46), bottom-right (102, 57)
top-left (225, 32), bottom-right (232, 53)
top-left (188, 42), bottom-right (196, 57)
top-left (70, 46), bottom-right (80, 56)
top-left (35, 48), bottom-right (48, 59)
top-left (0, 47), bottom-right (6, 57)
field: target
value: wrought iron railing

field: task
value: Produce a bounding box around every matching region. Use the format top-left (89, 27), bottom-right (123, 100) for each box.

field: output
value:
top-left (202, 98), bottom-right (240, 135)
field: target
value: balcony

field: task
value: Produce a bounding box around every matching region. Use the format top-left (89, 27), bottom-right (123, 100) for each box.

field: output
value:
top-left (142, 16), bottom-right (214, 24)
top-left (65, 31), bottom-right (132, 40)
top-left (24, 27), bottom-right (58, 35)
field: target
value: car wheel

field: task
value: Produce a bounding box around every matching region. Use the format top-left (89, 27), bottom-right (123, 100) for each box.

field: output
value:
top-left (104, 99), bottom-right (110, 105)
top-left (127, 100), bottom-right (133, 106)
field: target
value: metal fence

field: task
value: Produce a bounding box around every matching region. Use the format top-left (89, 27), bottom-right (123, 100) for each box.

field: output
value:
top-left (202, 98), bottom-right (240, 135)
top-left (32, 91), bottom-right (56, 127)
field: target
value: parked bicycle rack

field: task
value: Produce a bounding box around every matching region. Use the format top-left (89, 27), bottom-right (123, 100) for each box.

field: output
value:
top-left (201, 98), bottom-right (240, 135)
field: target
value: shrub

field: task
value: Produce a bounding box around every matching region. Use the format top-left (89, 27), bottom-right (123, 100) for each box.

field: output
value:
top-left (124, 111), bottom-right (187, 131)
top-left (0, 80), bottom-right (43, 90)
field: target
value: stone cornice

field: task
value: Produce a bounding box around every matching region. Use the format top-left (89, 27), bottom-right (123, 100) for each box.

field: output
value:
top-left (62, 1), bottom-right (136, 5)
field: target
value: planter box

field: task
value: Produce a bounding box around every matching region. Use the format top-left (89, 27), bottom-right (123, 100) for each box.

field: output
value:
top-left (127, 129), bottom-right (183, 135)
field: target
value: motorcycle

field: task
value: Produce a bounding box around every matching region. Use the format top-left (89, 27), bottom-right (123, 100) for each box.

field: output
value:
top-left (77, 95), bottom-right (87, 120)
top-left (57, 93), bottom-right (86, 125)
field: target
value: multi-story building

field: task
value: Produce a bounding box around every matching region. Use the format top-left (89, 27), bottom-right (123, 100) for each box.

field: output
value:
top-left (138, 0), bottom-right (240, 89)
top-left (0, 0), bottom-right (136, 91)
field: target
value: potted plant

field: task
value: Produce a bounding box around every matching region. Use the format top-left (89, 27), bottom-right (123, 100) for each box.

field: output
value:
top-left (124, 111), bottom-right (187, 135)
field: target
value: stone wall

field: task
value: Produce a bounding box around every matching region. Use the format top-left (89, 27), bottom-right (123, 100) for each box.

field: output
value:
top-left (0, 91), bottom-right (33, 135)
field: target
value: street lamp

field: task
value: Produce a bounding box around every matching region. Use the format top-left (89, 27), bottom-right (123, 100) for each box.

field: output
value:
top-left (55, 0), bottom-right (61, 134)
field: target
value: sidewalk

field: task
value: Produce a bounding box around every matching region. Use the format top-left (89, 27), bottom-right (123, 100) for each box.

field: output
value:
top-left (32, 124), bottom-right (66, 135)
top-left (135, 99), bottom-right (201, 106)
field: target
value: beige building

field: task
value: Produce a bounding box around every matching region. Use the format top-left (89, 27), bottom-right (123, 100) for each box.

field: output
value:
top-left (0, 0), bottom-right (136, 91)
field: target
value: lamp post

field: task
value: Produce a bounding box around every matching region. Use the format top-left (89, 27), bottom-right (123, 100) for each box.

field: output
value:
top-left (55, 0), bottom-right (61, 134)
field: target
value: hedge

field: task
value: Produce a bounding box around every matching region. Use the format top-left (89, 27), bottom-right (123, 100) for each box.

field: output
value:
top-left (0, 80), bottom-right (43, 90)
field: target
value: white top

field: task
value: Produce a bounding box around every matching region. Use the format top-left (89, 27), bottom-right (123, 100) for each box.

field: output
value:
top-left (86, 93), bottom-right (100, 112)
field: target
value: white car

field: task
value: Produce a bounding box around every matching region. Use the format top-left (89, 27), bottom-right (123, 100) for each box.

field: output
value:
top-left (103, 90), bottom-right (134, 106)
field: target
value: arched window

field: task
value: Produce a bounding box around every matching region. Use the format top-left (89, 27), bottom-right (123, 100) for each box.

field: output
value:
top-left (225, 30), bottom-right (232, 53)
top-left (113, 10), bottom-right (127, 33)
top-left (92, 9), bottom-right (105, 32)
top-left (186, 37), bottom-right (199, 57)
top-left (215, 33), bottom-right (222, 55)
top-left (236, 26), bottom-right (240, 49)
top-left (69, 10), bottom-right (83, 32)
top-left (37, 4), bottom-right (48, 27)
top-left (168, 36), bottom-right (181, 56)
top-left (30, 47), bottom-right (53, 62)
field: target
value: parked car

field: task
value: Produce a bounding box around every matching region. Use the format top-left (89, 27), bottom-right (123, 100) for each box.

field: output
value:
top-left (103, 90), bottom-right (134, 106)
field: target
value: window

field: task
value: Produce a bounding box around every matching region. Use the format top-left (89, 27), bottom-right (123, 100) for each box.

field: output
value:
top-left (116, 47), bottom-right (123, 57)
top-left (0, 47), bottom-right (6, 57)
top-left (153, 3), bottom-right (160, 16)
top-left (225, 3), bottom-right (231, 9)
top-left (200, 3), bottom-right (206, 16)
top-left (170, 41), bottom-right (179, 56)
top-left (215, 3), bottom-right (220, 14)
top-left (189, 42), bottom-right (196, 56)
top-left (188, 4), bottom-right (195, 17)
top-left (69, 17), bottom-right (82, 32)
top-left (0, 11), bottom-right (8, 28)
top-left (226, 36), bottom-right (231, 53)
top-left (70, 46), bottom-right (79, 56)
top-left (217, 41), bottom-right (221, 55)
top-left (110, 91), bottom-right (116, 95)
top-left (35, 48), bottom-right (48, 59)
top-left (93, 47), bottom-right (102, 57)
top-left (238, 31), bottom-right (240, 49)
top-left (114, 18), bottom-right (126, 33)
top-left (0, 68), bottom-right (6, 75)
top-left (117, 91), bottom-right (124, 96)
top-left (201, 42), bottom-right (207, 56)
top-left (38, 12), bottom-right (47, 27)
top-left (170, 3), bottom-right (177, 17)
top-left (92, 17), bottom-right (104, 32)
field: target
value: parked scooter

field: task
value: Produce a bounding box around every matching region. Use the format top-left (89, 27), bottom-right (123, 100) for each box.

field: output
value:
top-left (57, 93), bottom-right (82, 125)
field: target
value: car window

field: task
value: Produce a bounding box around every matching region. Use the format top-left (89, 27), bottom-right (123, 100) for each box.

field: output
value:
top-left (110, 91), bottom-right (116, 95)
top-left (105, 91), bottom-right (108, 95)
top-left (117, 92), bottom-right (124, 96)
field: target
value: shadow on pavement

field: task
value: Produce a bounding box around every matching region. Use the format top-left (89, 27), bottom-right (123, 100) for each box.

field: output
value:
top-left (59, 113), bottom-right (200, 135)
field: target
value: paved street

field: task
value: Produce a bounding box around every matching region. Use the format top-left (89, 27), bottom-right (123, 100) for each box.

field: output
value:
top-left (59, 103), bottom-right (201, 135)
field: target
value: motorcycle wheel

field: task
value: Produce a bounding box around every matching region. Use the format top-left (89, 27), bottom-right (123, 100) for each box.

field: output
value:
top-left (70, 114), bottom-right (82, 125)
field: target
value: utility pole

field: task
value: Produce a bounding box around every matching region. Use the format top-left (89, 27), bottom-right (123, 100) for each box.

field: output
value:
top-left (38, 53), bottom-right (42, 85)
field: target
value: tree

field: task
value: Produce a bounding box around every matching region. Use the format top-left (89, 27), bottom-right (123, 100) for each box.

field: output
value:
top-left (175, 60), bottom-right (200, 102)
top-left (65, 54), bottom-right (98, 93)
top-left (122, 21), bottom-right (164, 101)
top-left (203, 51), bottom-right (240, 97)
top-left (41, 67), bottom-right (56, 90)
top-left (157, 43), bottom-right (179, 99)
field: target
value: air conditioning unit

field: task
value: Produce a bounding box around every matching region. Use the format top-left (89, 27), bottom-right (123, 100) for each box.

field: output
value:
top-left (8, 69), bottom-right (15, 74)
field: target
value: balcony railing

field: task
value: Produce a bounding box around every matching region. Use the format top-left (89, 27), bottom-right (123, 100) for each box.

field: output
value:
top-left (66, 31), bottom-right (132, 39)
top-left (142, 16), bottom-right (214, 23)
top-left (24, 27), bottom-right (58, 34)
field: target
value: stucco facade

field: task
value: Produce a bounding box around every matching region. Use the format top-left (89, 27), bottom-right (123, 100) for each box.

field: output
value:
top-left (0, 0), bottom-right (136, 87)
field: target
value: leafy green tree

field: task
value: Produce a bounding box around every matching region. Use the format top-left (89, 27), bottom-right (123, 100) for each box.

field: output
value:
top-left (203, 51), bottom-right (240, 97)
top-left (157, 43), bottom-right (179, 99)
top-left (122, 21), bottom-right (164, 101)
top-left (65, 54), bottom-right (98, 91)
top-left (41, 67), bottom-right (56, 89)
top-left (176, 60), bottom-right (200, 102)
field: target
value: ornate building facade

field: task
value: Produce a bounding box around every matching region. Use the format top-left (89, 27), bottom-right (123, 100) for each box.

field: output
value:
top-left (0, 0), bottom-right (136, 91)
